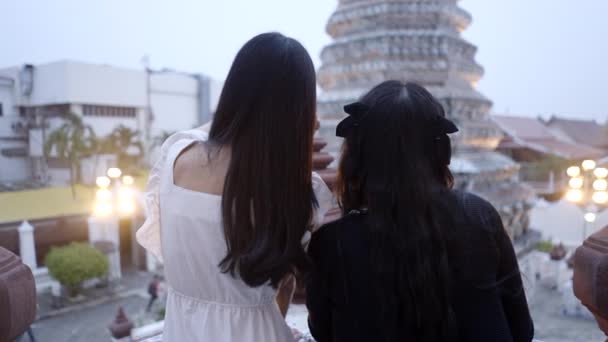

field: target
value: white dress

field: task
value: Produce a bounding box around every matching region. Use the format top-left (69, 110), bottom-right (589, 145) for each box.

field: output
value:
top-left (136, 129), bottom-right (333, 342)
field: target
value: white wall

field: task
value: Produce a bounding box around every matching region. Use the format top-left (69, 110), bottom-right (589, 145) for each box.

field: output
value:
top-left (0, 76), bottom-right (31, 183)
top-left (71, 104), bottom-right (141, 138)
top-left (149, 72), bottom-right (199, 137)
top-left (4, 61), bottom-right (147, 108)
top-left (0, 143), bottom-right (31, 183)
top-left (64, 61), bottom-right (146, 107)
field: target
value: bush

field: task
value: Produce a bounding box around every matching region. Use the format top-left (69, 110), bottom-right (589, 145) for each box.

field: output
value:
top-left (536, 240), bottom-right (553, 253)
top-left (45, 242), bottom-right (109, 295)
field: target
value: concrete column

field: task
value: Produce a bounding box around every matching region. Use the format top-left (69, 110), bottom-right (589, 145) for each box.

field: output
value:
top-left (146, 250), bottom-right (159, 272)
top-left (87, 216), bottom-right (120, 247)
top-left (18, 221), bottom-right (37, 269)
top-left (88, 216), bottom-right (121, 280)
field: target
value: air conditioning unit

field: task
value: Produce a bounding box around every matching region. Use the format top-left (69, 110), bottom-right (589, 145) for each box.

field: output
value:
top-left (10, 121), bottom-right (27, 135)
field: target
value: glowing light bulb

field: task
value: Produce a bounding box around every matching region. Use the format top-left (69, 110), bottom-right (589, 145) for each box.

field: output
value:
top-left (118, 186), bottom-right (133, 199)
top-left (122, 175), bottom-right (134, 185)
top-left (594, 168), bottom-right (608, 179)
top-left (593, 191), bottom-right (608, 204)
top-left (118, 200), bottom-right (135, 215)
top-left (96, 188), bottom-right (112, 201)
top-left (566, 189), bottom-right (583, 203)
top-left (107, 167), bottom-right (122, 179)
top-left (582, 160), bottom-right (597, 171)
top-left (93, 201), bottom-right (113, 217)
top-left (567, 166), bottom-right (581, 177)
top-left (584, 212), bottom-right (597, 223)
top-left (569, 177), bottom-right (584, 189)
top-left (96, 176), bottom-right (111, 188)
top-left (594, 179), bottom-right (608, 191)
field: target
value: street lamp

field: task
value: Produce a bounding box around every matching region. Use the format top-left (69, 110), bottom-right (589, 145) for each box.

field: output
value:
top-left (565, 160), bottom-right (608, 240)
top-left (90, 168), bottom-right (138, 282)
top-left (93, 168), bottom-right (136, 218)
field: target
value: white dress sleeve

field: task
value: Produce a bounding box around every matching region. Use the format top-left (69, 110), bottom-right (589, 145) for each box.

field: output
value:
top-left (136, 128), bottom-right (209, 263)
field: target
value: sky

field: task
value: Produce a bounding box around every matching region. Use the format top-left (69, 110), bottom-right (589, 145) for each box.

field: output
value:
top-left (1, 0), bottom-right (607, 121)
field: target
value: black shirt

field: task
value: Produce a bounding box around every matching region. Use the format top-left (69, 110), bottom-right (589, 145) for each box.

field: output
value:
top-left (306, 190), bottom-right (534, 342)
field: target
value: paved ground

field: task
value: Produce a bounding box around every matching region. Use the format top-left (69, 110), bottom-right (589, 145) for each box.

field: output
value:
top-left (28, 294), bottom-right (148, 342)
top-left (531, 199), bottom-right (608, 247)
top-left (37, 270), bottom-right (151, 319)
top-left (529, 286), bottom-right (605, 342)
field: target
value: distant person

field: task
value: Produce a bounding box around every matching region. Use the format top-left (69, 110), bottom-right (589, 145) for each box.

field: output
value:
top-left (306, 81), bottom-right (534, 342)
top-left (146, 275), bottom-right (161, 312)
top-left (136, 32), bottom-right (332, 341)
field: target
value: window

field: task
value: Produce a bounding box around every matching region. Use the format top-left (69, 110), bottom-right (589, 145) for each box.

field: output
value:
top-left (82, 105), bottom-right (137, 118)
top-left (0, 102), bottom-right (3, 116)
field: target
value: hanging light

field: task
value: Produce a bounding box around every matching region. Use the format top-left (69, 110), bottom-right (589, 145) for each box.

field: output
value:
top-left (582, 160), bottom-right (597, 171)
top-left (93, 201), bottom-right (113, 217)
top-left (122, 175), bottom-right (134, 185)
top-left (96, 176), bottom-right (111, 188)
top-left (566, 189), bottom-right (583, 202)
top-left (118, 200), bottom-right (136, 215)
top-left (594, 168), bottom-right (608, 179)
top-left (107, 167), bottom-right (122, 179)
top-left (584, 212), bottom-right (597, 223)
top-left (96, 188), bottom-right (112, 201)
top-left (594, 179), bottom-right (608, 191)
top-left (567, 166), bottom-right (581, 177)
top-left (592, 191), bottom-right (608, 204)
top-left (569, 177), bottom-right (584, 189)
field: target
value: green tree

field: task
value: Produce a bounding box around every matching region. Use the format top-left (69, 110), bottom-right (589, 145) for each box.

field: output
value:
top-left (151, 130), bottom-right (174, 149)
top-left (99, 125), bottom-right (144, 172)
top-left (44, 112), bottom-right (96, 196)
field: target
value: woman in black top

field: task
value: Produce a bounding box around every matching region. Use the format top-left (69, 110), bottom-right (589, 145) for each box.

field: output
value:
top-left (306, 81), bottom-right (534, 342)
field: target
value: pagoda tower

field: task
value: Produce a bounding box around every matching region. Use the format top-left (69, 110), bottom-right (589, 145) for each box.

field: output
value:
top-left (317, 0), bottom-right (533, 238)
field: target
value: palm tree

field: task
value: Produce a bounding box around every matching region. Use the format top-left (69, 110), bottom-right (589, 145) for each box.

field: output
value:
top-left (151, 130), bottom-right (174, 149)
top-left (44, 112), bottom-right (96, 197)
top-left (99, 125), bottom-right (144, 172)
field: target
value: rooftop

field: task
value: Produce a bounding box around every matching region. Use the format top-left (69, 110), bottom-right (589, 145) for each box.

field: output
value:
top-left (545, 116), bottom-right (608, 149)
top-left (494, 115), bottom-right (605, 160)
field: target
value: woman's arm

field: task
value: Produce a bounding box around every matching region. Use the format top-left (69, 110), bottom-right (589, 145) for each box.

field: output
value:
top-left (276, 275), bottom-right (296, 317)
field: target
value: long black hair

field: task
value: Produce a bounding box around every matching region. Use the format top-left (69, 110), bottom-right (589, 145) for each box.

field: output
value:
top-left (337, 81), bottom-right (456, 340)
top-left (209, 33), bottom-right (318, 288)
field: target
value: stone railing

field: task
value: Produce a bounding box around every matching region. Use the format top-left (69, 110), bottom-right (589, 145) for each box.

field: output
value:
top-left (0, 247), bottom-right (37, 341)
top-left (573, 226), bottom-right (608, 340)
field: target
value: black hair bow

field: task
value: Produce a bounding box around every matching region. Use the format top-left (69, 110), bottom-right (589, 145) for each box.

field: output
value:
top-left (336, 102), bottom-right (370, 138)
top-left (336, 101), bottom-right (459, 138)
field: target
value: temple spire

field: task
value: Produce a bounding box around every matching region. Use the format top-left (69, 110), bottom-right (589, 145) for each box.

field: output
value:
top-left (317, 0), bottom-right (534, 238)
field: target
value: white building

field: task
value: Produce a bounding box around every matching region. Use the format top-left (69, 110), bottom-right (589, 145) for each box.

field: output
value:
top-left (0, 60), bottom-right (222, 186)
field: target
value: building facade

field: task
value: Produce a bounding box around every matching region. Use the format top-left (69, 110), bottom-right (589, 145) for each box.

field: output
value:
top-left (0, 60), bottom-right (222, 186)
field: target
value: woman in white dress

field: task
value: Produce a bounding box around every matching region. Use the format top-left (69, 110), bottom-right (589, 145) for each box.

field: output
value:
top-left (136, 32), bottom-right (332, 341)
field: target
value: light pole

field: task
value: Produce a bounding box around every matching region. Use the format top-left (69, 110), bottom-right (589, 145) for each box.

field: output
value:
top-left (564, 159), bottom-right (608, 241)
top-left (89, 167), bottom-right (137, 281)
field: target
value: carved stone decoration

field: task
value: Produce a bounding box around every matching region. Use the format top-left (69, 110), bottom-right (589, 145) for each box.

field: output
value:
top-left (108, 306), bottom-right (134, 339)
top-left (316, 0), bottom-right (534, 238)
top-left (573, 227), bottom-right (608, 338)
